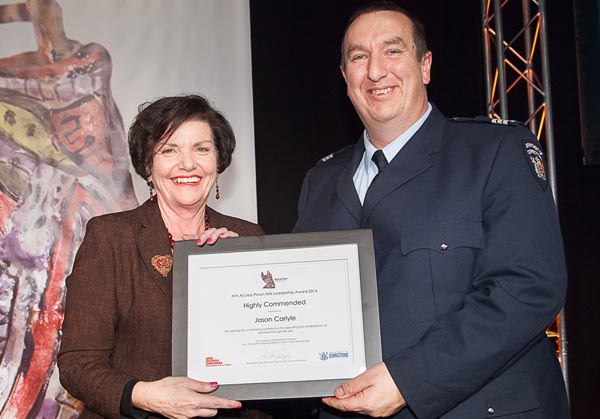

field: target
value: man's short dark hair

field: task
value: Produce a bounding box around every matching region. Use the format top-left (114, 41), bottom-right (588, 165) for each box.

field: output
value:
top-left (128, 94), bottom-right (236, 179)
top-left (340, 1), bottom-right (428, 69)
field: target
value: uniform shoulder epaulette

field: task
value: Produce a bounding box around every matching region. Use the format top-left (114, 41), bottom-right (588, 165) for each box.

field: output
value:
top-left (317, 144), bottom-right (356, 164)
top-left (451, 116), bottom-right (525, 128)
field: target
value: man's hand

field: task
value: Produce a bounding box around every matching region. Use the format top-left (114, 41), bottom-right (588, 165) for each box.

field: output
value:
top-left (322, 362), bottom-right (406, 417)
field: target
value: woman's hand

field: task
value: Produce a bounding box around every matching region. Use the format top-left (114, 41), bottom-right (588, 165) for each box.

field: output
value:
top-left (196, 227), bottom-right (239, 246)
top-left (132, 377), bottom-right (241, 419)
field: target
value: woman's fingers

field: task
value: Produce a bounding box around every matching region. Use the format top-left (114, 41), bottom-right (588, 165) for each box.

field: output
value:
top-left (132, 377), bottom-right (242, 419)
top-left (196, 228), bottom-right (239, 246)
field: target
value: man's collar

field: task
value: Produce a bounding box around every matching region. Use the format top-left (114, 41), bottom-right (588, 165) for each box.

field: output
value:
top-left (363, 102), bottom-right (433, 163)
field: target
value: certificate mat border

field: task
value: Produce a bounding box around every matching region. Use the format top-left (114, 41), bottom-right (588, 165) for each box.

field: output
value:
top-left (172, 229), bottom-right (381, 400)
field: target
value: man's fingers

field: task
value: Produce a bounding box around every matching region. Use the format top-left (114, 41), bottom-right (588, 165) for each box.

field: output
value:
top-left (323, 396), bottom-right (348, 412)
top-left (322, 363), bottom-right (405, 417)
top-left (333, 369), bottom-right (372, 398)
top-left (323, 394), bottom-right (368, 414)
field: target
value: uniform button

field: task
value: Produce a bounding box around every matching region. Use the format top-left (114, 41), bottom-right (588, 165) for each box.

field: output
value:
top-left (440, 243), bottom-right (449, 252)
top-left (487, 406), bottom-right (495, 415)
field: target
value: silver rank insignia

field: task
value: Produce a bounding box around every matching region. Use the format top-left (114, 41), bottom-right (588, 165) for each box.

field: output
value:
top-left (320, 152), bottom-right (335, 163)
top-left (317, 144), bottom-right (355, 165)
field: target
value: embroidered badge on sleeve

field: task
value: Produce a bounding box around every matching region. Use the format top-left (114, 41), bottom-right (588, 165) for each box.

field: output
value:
top-left (522, 139), bottom-right (548, 190)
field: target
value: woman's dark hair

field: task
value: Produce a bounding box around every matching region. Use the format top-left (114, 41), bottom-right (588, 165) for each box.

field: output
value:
top-left (128, 94), bottom-right (236, 179)
top-left (340, 1), bottom-right (428, 69)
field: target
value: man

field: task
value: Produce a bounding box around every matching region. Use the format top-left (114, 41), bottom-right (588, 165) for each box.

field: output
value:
top-left (294, 2), bottom-right (570, 418)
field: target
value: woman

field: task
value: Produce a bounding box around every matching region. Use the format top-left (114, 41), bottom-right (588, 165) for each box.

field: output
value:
top-left (58, 95), bottom-right (270, 419)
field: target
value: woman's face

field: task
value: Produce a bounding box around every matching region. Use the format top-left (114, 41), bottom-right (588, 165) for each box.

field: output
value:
top-left (149, 120), bottom-right (218, 209)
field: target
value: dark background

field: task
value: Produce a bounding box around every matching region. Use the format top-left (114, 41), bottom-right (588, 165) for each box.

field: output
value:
top-left (574, 0), bottom-right (600, 165)
top-left (249, 1), bottom-right (600, 417)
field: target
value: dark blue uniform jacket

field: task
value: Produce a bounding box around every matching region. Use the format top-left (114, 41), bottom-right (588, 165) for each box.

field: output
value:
top-left (294, 106), bottom-right (570, 419)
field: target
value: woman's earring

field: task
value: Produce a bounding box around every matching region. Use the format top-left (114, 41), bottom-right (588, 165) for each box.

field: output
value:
top-left (215, 179), bottom-right (220, 200)
top-left (148, 180), bottom-right (155, 202)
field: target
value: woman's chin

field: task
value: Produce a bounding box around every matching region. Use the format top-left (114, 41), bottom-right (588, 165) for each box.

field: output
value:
top-left (162, 196), bottom-right (208, 209)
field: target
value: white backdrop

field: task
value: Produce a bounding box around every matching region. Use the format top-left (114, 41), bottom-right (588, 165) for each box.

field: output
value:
top-left (0, 0), bottom-right (258, 221)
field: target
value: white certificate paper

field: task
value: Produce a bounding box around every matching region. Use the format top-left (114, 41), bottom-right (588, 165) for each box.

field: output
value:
top-left (172, 230), bottom-right (381, 399)
top-left (187, 244), bottom-right (365, 384)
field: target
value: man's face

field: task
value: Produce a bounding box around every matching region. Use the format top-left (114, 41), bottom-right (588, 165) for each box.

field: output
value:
top-left (341, 11), bottom-right (432, 135)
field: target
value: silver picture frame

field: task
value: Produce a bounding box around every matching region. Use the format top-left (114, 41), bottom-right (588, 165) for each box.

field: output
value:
top-left (172, 229), bottom-right (381, 400)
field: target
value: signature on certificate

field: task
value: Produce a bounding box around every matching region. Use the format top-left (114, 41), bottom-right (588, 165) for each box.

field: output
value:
top-left (259, 348), bottom-right (292, 360)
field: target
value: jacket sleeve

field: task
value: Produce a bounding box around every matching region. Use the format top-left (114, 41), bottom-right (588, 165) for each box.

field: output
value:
top-left (229, 219), bottom-right (265, 237)
top-left (386, 131), bottom-right (567, 418)
top-left (58, 217), bottom-right (136, 419)
top-left (293, 168), bottom-right (312, 233)
top-left (243, 222), bottom-right (266, 237)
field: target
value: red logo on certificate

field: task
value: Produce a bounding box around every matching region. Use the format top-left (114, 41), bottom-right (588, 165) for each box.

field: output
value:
top-left (205, 356), bottom-right (231, 367)
top-left (261, 270), bottom-right (276, 288)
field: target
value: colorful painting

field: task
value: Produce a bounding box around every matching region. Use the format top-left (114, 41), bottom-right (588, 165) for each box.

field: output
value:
top-left (0, 0), bottom-right (138, 417)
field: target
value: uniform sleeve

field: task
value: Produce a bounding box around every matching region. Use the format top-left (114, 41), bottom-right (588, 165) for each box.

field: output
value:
top-left (293, 169), bottom-right (312, 232)
top-left (57, 217), bottom-right (137, 419)
top-left (386, 131), bottom-right (567, 418)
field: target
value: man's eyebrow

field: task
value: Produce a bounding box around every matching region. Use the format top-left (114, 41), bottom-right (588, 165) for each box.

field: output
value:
top-left (384, 36), bottom-right (408, 48)
top-left (345, 36), bottom-right (409, 57)
top-left (345, 44), bottom-right (366, 57)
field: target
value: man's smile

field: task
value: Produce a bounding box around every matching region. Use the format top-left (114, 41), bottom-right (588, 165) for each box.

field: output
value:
top-left (369, 87), bottom-right (393, 96)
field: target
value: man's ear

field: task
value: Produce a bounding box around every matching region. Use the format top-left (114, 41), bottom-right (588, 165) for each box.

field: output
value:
top-left (421, 51), bottom-right (432, 85)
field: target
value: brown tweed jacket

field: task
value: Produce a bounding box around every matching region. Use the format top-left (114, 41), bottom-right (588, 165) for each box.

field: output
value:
top-left (58, 199), bottom-right (270, 419)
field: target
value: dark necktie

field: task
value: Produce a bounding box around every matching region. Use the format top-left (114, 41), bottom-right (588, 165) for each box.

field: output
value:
top-left (372, 149), bottom-right (388, 173)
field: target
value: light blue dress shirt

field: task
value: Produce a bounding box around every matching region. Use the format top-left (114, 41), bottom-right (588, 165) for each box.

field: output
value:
top-left (353, 103), bottom-right (432, 204)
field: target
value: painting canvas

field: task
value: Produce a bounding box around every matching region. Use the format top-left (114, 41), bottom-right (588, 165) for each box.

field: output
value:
top-left (0, 1), bottom-right (255, 417)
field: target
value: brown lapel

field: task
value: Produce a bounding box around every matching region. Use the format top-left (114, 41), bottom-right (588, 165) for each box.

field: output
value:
top-left (132, 202), bottom-right (261, 297)
top-left (134, 200), bottom-right (173, 296)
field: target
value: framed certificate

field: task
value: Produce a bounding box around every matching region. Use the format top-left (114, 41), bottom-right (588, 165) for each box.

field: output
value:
top-left (172, 229), bottom-right (381, 400)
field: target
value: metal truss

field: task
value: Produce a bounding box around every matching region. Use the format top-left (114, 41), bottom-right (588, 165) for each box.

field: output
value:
top-left (480, 0), bottom-right (569, 396)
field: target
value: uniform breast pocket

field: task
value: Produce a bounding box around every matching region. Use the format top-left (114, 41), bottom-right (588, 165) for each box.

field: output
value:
top-left (400, 221), bottom-right (484, 322)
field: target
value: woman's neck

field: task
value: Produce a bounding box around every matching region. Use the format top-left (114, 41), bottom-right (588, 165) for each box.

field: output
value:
top-left (157, 199), bottom-right (208, 240)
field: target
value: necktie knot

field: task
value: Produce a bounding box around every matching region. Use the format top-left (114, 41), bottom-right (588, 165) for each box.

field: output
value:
top-left (372, 149), bottom-right (388, 173)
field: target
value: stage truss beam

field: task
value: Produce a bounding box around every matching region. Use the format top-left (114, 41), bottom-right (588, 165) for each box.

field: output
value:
top-left (480, 0), bottom-right (569, 396)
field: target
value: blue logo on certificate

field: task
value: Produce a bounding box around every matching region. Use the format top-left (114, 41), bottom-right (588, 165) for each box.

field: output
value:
top-left (319, 351), bottom-right (349, 361)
